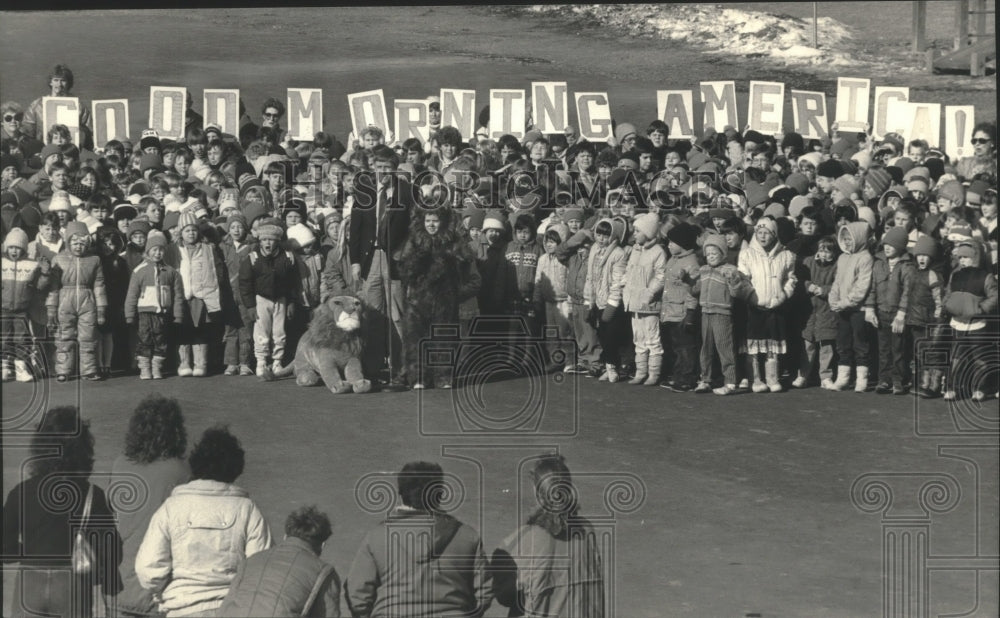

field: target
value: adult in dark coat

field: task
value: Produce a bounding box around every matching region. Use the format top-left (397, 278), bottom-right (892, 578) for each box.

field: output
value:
top-left (348, 146), bottom-right (414, 382)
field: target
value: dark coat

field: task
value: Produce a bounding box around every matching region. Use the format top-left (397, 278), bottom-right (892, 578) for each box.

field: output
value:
top-left (348, 176), bottom-right (414, 280)
top-left (801, 256), bottom-right (839, 341)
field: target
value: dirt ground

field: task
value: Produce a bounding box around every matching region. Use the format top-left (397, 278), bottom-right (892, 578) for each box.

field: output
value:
top-left (2, 5), bottom-right (998, 617)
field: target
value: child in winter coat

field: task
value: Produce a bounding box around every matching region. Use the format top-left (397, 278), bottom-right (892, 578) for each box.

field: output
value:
top-left (286, 223), bottom-right (323, 362)
top-left (220, 212), bottom-right (256, 376)
top-left (867, 227), bottom-right (917, 394)
top-left (621, 213), bottom-right (666, 386)
top-left (533, 223), bottom-right (573, 373)
top-left (95, 226), bottom-right (130, 378)
top-left (585, 217), bottom-right (628, 382)
top-left (476, 211), bottom-right (518, 318)
top-left (506, 213), bottom-right (542, 333)
top-left (560, 228), bottom-right (602, 375)
top-left (910, 236), bottom-right (946, 398)
top-left (828, 221), bottom-right (875, 392)
top-left (797, 235), bottom-right (840, 389)
top-left (2, 228), bottom-right (52, 382)
top-left (738, 216), bottom-right (797, 393)
top-left (168, 212), bottom-right (229, 378)
top-left (47, 221), bottom-right (107, 382)
top-left (125, 231), bottom-right (185, 379)
top-left (693, 233), bottom-right (753, 395)
top-left (660, 222), bottom-right (702, 391)
top-left (942, 241), bottom-right (998, 401)
top-left (239, 218), bottom-right (299, 377)
top-left (320, 213), bottom-right (358, 301)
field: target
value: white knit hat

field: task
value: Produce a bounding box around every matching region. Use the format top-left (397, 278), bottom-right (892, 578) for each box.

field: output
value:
top-left (287, 223), bottom-right (316, 248)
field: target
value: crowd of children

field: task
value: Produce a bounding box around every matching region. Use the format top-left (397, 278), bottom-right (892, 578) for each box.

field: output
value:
top-left (2, 65), bottom-right (998, 400)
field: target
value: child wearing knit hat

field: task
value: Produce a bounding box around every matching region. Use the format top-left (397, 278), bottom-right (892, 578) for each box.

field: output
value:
top-left (660, 221), bottom-right (702, 391)
top-left (586, 217), bottom-right (628, 382)
top-left (2, 228), bottom-right (52, 382)
top-left (220, 211), bottom-right (257, 376)
top-left (941, 241), bottom-right (998, 401)
top-left (622, 213), bottom-right (667, 386)
top-left (909, 235), bottom-right (946, 398)
top-left (693, 233), bottom-right (753, 395)
top-left (868, 226), bottom-right (917, 394)
top-left (124, 230), bottom-right (185, 380)
top-left (238, 216), bottom-right (299, 377)
top-left (172, 211), bottom-right (227, 377)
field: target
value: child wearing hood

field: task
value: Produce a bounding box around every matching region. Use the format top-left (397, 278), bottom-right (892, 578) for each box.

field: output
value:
top-left (221, 212), bottom-right (256, 376)
top-left (533, 222), bottom-right (573, 373)
top-left (796, 235), bottom-right (840, 389)
top-left (622, 213), bottom-right (667, 385)
top-left (585, 217), bottom-right (628, 382)
top-left (941, 240), bottom-right (998, 401)
top-left (867, 227), bottom-right (917, 395)
top-left (910, 236), bottom-right (946, 398)
top-left (737, 216), bottom-right (797, 393)
top-left (828, 221), bottom-right (875, 391)
top-left (2, 228), bottom-right (52, 382)
top-left (95, 226), bottom-right (130, 378)
top-left (660, 221), bottom-right (702, 391)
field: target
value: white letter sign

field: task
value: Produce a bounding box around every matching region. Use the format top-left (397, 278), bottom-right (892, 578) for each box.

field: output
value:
top-left (531, 82), bottom-right (568, 134)
top-left (656, 90), bottom-right (694, 139)
top-left (347, 89), bottom-right (389, 138)
top-left (393, 99), bottom-right (430, 144)
top-left (92, 99), bottom-right (129, 149)
top-left (872, 87), bottom-right (909, 139)
top-left (835, 77), bottom-right (870, 133)
top-left (748, 81), bottom-right (785, 135)
top-left (574, 92), bottom-right (613, 141)
top-left (440, 88), bottom-right (476, 140)
top-left (699, 81), bottom-right (738, 131)
top-left (790, 90), bottom-right (828, 139)
top-left (286, 88), bottom-right (322, 141)
top-left (489, 89), bottom-right (526, 139)
top-left (149, 86), bottom-right (186, 140)
top-left (204, 89), bottom-right (240, 136)
top-left (42, 97), bottom-right (81, 145)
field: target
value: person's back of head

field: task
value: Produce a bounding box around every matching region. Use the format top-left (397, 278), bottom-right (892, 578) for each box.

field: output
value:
top-left (189, 425), bottom-right (244, 484)
top-left (284, 506), bottom-right (332, 555)
top-left (32, 406), bottom-right (94, 477)
top-left (398, 461), bottom-right (445, 512)
top-left (124, 394), bottom-right (187, 464)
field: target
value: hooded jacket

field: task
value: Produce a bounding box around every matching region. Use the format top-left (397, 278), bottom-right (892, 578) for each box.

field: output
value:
top-left (867, 250), bottom-right (916, 321)
top-left (533, 235), bottom-right (570, 306)
top-left (801, 255), bottom-right (839, 341)
top-left (1, 255), bottom-right (51, 313)
top-left (135, 480), bottom-right (273, 617)
top-left (737, 235), bottom-right (796, 310)
top-left (944, 242), bottom-right (999, 331)
top-left (828, 222), bottom-right (874, 312)
top-left (660, 246), bottom-right (701, 320)
top-left (345, 509), bottom-right (492, 618)
top-left (584, 223), bottom-right (627, 311)
top-left (622, 240), bottom-right (667, 314)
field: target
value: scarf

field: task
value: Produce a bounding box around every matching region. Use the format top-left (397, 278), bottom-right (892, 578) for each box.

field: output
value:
top-left (179, 242), bottom-right (221, 312)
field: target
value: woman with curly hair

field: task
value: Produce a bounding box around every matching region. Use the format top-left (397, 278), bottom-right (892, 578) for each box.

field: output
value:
top-left (111, 394), bottom-right (190, 617)
top-left (135, 425), bottom-right (271, 617)
top-left (491, 454), bottom-right (605, 618)
top-left (397, 205), bottom-right (481, 389)
top-left (2, 407), bottom-right (122, 618)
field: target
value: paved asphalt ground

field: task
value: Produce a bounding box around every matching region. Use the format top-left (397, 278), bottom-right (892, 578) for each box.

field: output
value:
top-left (2, 5), bottom-right (998, 617)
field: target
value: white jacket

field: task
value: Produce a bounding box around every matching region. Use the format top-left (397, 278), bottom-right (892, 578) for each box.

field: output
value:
top-left (135, 479), bottom-right (272, 617)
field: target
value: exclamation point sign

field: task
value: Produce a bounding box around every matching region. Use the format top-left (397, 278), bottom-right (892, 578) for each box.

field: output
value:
top-left (954, 110), bottom-right (966, 158)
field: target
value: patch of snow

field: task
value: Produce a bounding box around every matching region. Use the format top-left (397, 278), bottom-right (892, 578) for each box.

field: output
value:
top-left (524, 4), bottom-right (923, 74)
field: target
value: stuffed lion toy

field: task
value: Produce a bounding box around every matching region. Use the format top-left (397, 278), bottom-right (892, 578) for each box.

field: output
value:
top-left (265, 295), bottom-right (370, 393)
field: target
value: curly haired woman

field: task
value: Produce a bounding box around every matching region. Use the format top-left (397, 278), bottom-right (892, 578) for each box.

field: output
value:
top-left (111, 394), bottom-right (190, 617)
